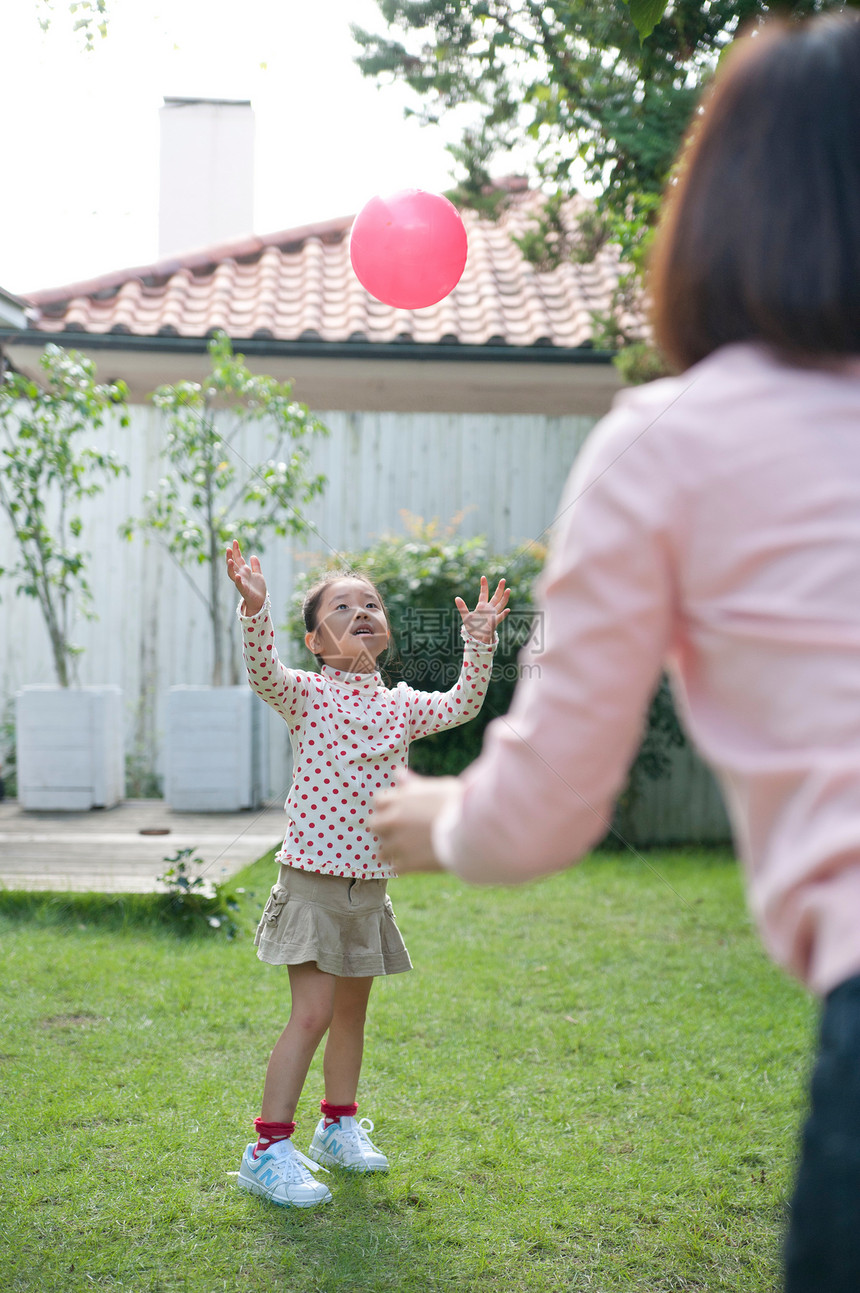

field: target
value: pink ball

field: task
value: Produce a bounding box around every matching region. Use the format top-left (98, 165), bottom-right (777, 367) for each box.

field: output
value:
top-left (349, 189), bottom-right (468, 310)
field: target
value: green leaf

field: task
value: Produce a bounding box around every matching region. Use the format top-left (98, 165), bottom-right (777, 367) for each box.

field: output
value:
top-left (623, 0), bottom-right (667, 43)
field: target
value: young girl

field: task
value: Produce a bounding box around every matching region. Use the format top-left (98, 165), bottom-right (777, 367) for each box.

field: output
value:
top-left (225, 539), bottom-right (508, 1207)
top-left (373, 14), bottom-right (860, 1291)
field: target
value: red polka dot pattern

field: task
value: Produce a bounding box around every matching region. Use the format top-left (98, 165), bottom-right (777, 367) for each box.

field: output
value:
top-left (239, 599), bottom-right (497, 880)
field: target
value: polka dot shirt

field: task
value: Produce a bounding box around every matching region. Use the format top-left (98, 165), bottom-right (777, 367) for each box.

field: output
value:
top-left (240, 599), bottom-right (497, 880)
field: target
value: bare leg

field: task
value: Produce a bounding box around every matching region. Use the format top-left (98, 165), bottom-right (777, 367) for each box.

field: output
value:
top-left (322, 976), bottom-right (375, 1106)
top-left (259, 962), bottom-right (336, 1123)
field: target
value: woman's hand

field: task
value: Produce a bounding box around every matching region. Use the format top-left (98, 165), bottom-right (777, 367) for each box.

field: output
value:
top-left (225, 539), bottom-right (267, 617)
top-left (456, 576), bottom-right (510, 644)
top-left (373, 772), bottom-right (461, 873)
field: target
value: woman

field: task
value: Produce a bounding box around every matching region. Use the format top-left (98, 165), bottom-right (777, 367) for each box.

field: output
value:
top-left (373, 15), bottom-right (860, 1289)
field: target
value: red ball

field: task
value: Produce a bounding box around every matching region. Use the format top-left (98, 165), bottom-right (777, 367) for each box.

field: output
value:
top-left (349, 189), bottom-right (468, 310)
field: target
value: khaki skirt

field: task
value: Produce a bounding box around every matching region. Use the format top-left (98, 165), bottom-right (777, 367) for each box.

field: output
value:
top-left (254, 864), bottom-right (412, 977)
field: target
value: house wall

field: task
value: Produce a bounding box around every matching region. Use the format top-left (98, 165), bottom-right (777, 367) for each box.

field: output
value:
top-left (0, 341), bottom-right (625, 416)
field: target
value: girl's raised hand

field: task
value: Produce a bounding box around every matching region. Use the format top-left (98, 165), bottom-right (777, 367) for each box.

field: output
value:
top-left (225, 539), bottom-right (267, 617)
top-left (455, 576), bottom-right (510, 645)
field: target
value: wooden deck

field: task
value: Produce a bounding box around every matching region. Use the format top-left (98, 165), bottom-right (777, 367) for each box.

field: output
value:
top-left (0, 798), bottom-right (285, 893)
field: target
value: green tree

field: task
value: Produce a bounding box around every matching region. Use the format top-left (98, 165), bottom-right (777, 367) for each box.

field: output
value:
top-left (355, 1), bottom-right (775, 215)
top-left (0, 345), bottom-right (129, 687)
top-left (36, 0), bottom-right (109, 48)
top-left (354, 0), bottom-right (839, 369)
top-left (124, 333), bottom-right (328, 688)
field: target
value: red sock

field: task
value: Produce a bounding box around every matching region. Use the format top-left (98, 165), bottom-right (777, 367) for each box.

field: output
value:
top-left (253, 1117), bottom-right (295, 1158)
top-left (321, 1100), bottom-right (358, 1128)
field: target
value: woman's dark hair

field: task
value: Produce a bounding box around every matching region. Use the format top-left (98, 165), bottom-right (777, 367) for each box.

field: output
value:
top-left (649, 11), bottom-right (860, 372)
top-left (301, 569), bottom-right (394, 670)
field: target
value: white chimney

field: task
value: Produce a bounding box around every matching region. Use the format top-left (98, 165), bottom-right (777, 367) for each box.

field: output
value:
top-left (158, 97), bottom-right (255, 258)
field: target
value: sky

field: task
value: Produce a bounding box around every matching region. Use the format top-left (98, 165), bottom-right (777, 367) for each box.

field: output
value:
top-left (1, 0), bottom-right (487, 295)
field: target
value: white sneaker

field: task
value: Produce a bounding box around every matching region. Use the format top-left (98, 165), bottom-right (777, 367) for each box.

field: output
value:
top-left (237, 1139), bottom-right (332, 1207)
top-left (309, 1116), bottom-right (389, 1173)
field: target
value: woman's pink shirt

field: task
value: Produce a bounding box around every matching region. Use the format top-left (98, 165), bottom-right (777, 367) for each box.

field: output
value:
top-left (433, 343), bottom-right (860, 995)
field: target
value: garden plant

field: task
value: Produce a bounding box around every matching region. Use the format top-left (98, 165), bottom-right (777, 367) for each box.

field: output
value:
top-left (123, 332), bottom-right (329, 687)
top-left (288, 516), bottom-right (691, 808)
top-left (287, 515), bottom-right (546, 776)
top-left (0, 344), bottom-right (128, 687)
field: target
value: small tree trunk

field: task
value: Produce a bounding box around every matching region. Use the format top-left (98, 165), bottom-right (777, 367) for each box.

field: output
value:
top-left (209, 597), bottom-right (224, 687)
top-left (39, 576), bottom-right (70, 687)
top-left (50, 629), bottom-right (70, 688)
top-left (208, 531), bottom-right (224, 687)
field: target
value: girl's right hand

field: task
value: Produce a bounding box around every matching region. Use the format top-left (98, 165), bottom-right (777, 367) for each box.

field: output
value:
top-left (225, 539), bottom-right (267, 617)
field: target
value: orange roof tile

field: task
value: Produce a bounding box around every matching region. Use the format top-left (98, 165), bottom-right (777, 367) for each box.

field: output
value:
top-left (22, 187), bottom-right (638, 350)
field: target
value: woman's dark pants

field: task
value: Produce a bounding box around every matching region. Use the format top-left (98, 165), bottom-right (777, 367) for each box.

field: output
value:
top-left (785, 974), bottom-right (860, 1291)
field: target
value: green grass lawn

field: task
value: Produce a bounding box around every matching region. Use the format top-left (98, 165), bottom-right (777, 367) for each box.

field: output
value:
top-left (0, 848), bottom-right (815, 1292)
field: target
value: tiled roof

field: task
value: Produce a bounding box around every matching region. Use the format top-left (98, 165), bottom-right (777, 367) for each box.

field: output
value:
top-left (22, 184), bottom-right (636, 350)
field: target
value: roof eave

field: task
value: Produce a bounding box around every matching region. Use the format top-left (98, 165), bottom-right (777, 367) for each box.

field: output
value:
top-left (0, 328), bottom-right (616, 366)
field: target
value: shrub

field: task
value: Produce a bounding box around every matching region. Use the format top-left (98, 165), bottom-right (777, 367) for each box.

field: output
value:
top-left (0, 698), bottom-right (16, 800)
top-left (286, 515), bottom-right (546, 775)
top-left (156, 847), bottom-right (240, 938)
top-left (285, 514), bottom-right (689, 798)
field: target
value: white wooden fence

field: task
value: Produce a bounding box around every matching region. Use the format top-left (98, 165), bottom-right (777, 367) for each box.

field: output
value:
top-left (0, 406), bottom-right (589, 794)
top-left (0, 401), bottom-right (731, 843)
top-left (614, 746), bottom-right (731, 847)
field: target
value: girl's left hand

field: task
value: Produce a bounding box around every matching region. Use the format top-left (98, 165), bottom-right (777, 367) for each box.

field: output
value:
top-left (456, 576), bottom-right (510, 644)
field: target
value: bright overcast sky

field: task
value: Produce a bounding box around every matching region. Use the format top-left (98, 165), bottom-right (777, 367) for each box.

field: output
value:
top-left (2, 0), bottom-right (483, 295)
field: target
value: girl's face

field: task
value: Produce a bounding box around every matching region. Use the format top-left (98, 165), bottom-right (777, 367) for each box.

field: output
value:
top-left (305, 577), bottom-right (390, 673)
